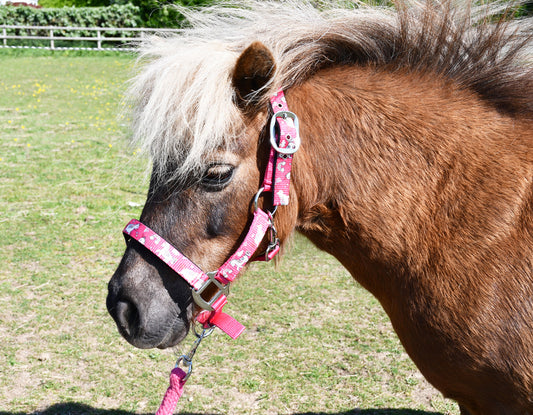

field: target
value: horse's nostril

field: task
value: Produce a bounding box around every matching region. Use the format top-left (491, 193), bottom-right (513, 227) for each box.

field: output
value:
top-left (115, 300), bottom-right (139, 337)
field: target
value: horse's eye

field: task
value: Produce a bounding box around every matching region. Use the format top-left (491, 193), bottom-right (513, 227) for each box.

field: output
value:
top-left (201, 164), bottom-right (235, 190)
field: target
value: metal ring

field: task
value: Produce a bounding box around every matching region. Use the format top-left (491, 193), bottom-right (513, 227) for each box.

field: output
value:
top-left (193, 323), bottom-right (215, 339)
top-left (253, 187), bottom-right (278, 216)
top-left (253, 187), bottom-right (265, 212)
top-left (175, 355), bottom-right (193, 381)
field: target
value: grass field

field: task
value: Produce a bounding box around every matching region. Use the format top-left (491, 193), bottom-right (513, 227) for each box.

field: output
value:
top-left (0, 52), bottom-right (460, 415)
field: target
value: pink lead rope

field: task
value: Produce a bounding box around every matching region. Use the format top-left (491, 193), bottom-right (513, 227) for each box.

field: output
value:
top-left (155, 368), bottom-right (187, 415)
top-left (122, 89), bottom-right (299, 415)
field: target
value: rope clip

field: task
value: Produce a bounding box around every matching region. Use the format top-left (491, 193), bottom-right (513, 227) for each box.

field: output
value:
top-left (175, 325), bottom-right (214, 381)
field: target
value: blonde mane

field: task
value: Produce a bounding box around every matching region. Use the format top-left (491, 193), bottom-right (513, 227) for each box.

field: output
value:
top-left (124, 0), bottom-right (533, 183)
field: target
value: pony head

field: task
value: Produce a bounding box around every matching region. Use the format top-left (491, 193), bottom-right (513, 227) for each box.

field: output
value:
top-left (106, 37), bottom-right (290, 348)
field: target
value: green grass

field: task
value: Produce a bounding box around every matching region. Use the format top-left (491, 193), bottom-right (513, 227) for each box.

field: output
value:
top-left (0, 53), bottom-right (459, 415)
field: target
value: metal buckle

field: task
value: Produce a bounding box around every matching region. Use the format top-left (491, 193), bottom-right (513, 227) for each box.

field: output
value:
top-left (191, 271), bottom-right (229, 312)
top-left (269, 110), bottom-right (300, 155)
top-left (264, 239), bottom-right (280, 261)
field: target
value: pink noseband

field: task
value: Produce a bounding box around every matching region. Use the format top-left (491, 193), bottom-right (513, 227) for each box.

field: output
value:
top-left (122, 89), bottom-right (299, 339)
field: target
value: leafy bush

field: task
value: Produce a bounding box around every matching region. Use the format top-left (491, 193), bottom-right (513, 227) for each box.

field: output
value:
top-left (0, 4), bottom-right (141, 28)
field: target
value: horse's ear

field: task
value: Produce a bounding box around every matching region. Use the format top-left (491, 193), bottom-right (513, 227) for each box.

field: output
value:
top-left (232, 41), bottom-right (276, 110)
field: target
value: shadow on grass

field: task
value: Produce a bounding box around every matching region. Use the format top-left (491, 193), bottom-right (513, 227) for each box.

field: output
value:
top-left (0, 402), bottom-right (443, 415)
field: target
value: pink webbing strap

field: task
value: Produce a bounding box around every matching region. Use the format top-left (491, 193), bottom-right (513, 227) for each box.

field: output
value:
top-left (155, 367), bottom-right (187, 415)
top-left (124, 209), bottom-right (270, 286)
top-left (124, 219), bottom-right (209, 291)
top-left (263, 89), bottom-right (299, 206)
top-left (215, 208), bottom-right (271, 282)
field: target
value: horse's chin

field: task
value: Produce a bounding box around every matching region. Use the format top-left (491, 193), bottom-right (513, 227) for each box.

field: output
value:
top-left (111, 306), bottom-right (191, 350)
top-left (120, 321), bottom-right (189, 350)
top-left (156, 325), bottom-right (189, 349)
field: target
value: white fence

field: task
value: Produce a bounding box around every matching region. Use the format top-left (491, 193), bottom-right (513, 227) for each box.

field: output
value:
top-left (0, 25), bottom-right (182, 51)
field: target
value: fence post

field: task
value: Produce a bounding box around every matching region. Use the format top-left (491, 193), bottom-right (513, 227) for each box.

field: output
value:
top-left (97, 29), bottom-right (102, 50)
top-left (2, 27), bottom-right (6, 47)
top-left (50, 29), bottom-right (54, 49)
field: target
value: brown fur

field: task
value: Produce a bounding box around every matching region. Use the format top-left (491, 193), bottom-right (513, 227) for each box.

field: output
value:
top-left (279, 64), bottom-right (533, 414)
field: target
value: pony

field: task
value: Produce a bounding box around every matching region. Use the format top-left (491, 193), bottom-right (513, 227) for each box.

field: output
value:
top-left (106, 1), bottom-right (533, 413)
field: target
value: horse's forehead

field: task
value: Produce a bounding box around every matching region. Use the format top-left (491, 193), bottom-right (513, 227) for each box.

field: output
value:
top-left (183, 103), bottom-right (269, 157)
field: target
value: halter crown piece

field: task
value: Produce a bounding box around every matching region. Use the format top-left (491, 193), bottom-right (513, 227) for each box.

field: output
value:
top-left (122, 89), bottom-right (300, 414)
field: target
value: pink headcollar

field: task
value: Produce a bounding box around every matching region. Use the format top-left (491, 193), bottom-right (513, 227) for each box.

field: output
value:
top-left (123, 89), bottom-right (300, 339)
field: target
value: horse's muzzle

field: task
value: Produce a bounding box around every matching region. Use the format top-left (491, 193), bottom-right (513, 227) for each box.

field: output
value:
top-left (106, 252), bottom-right (192, 349)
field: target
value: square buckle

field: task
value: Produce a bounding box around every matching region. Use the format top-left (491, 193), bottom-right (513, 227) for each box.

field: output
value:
top-left (191, 271), bottom-right (229, 311)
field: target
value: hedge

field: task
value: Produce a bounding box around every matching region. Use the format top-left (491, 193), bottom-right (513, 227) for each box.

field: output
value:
top-left (0, 4), bottom-right (141, 28)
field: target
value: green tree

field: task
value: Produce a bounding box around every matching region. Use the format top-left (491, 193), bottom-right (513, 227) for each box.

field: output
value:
top-left (134, 0), bottom-right (218, 28)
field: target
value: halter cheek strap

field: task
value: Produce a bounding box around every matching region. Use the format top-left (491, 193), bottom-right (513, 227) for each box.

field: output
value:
top-left (263, 89), bottom-right (300, 205)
